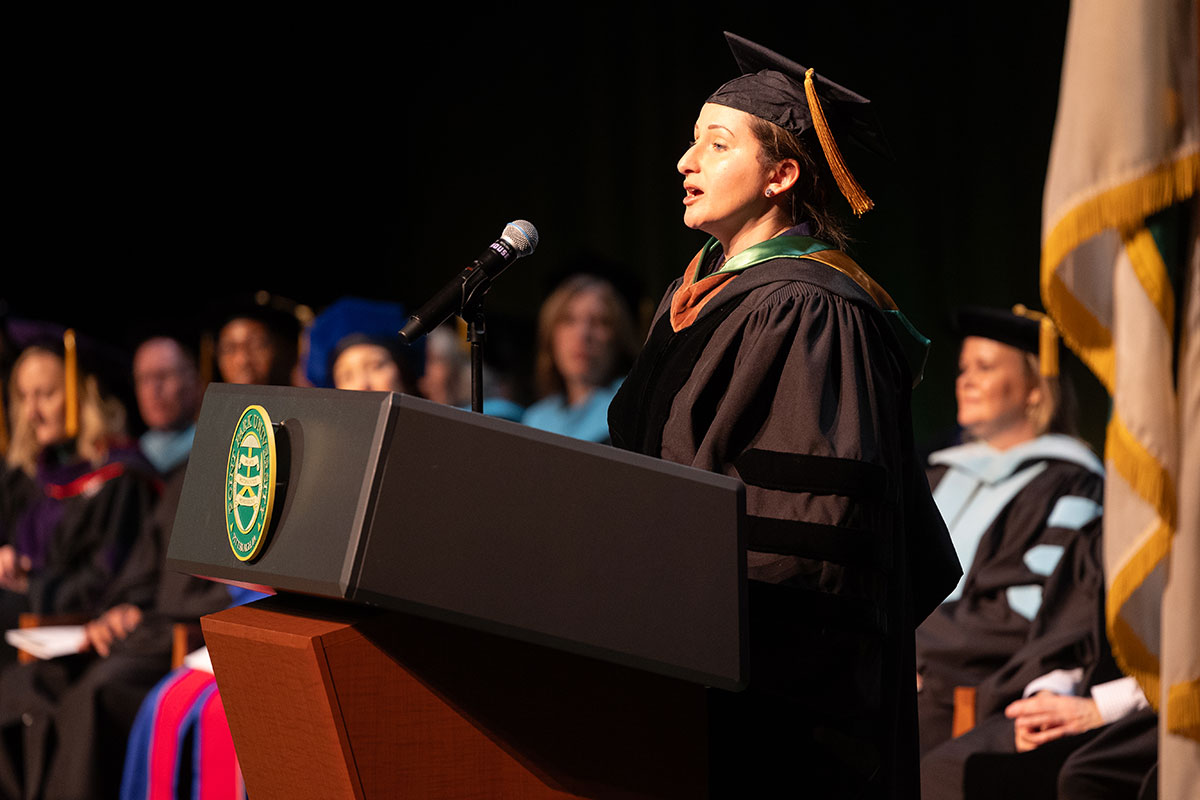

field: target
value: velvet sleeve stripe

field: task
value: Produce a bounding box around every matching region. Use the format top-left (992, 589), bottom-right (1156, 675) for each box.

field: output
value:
top-left (757, 582), bottom-right (890, 635)
top-left (745, 514), bottom-right (892, 569)
top-left (735, 449), bottom-right (888, 498)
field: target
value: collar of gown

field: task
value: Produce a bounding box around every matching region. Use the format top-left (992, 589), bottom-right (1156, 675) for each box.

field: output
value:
top-left (669, 232), bottom-right (831, 332)
top-left (929, 434), bottom-right (1104, 484)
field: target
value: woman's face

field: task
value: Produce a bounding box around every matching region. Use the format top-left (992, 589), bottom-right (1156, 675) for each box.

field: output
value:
top-left (332, 343), bottom-right (404, 393)
top-left (956, 336), bottom-right (1040, 443)
top-left (677, 103), bottom-right (774, 248)
top-left (552, 289), bottom-right (615, 390)
top-left (13, 351), bottom-right (68, 448)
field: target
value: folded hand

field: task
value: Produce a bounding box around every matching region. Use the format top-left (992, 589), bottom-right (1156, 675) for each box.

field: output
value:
top-left (0, 545), bottom-right (32, 593)
top-left (85, 604), bottom-right (144, 658)
top-left (1005, 691), bottom-right (1103, 752)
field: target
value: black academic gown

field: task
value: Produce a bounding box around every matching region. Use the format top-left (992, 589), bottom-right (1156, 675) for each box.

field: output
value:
top-left (0, 465), bottom-right (39, 545)
top-left (0, 464), bottom-right (233, 800)
top-left (915, 439), bottom-right (1118, 800)
top-left (916, 441), bottom-right (1113, 749)
top-left (0, 465), bottom-right (40, 662)
top-left (609, 244), bottom-right (960, 800)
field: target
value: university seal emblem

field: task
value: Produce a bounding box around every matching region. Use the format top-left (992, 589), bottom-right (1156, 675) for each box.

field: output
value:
top-left (224, 405), bottom-right (277, 561)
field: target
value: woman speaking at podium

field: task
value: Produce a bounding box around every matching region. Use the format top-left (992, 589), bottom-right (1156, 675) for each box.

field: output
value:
top-left (608, 33), bottom-right (959, 799)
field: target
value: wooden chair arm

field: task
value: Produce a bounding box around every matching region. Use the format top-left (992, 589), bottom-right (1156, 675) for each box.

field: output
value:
top-left (171, 622), bottom-right (205, 670)
top-left (952, 685), bottom-right (977, 737)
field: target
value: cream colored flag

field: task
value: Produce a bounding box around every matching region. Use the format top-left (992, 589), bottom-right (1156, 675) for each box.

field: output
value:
top-left (1041, 0), bottom-right (1199, 795)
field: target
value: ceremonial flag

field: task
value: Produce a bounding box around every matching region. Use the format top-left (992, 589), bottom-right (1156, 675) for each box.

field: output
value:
top-left (1041, 1), bottom-right (1199, 795)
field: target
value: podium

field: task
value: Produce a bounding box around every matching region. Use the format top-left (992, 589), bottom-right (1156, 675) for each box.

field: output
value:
top-left (168, 384), bottom-right (746, 798)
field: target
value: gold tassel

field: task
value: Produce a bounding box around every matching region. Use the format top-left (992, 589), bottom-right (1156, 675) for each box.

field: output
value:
top-left (63, 328), bottom-right (79, 438)
top-left (804, 68), bottom-right (874, 217)
top-left (1012, 304), bottom-right (1060, 377)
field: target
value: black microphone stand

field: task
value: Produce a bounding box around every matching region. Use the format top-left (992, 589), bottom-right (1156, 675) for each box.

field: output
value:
top-left (460, 274), bottom-right (491, 415)
top-left (465, 308), bottom-right (486, 414)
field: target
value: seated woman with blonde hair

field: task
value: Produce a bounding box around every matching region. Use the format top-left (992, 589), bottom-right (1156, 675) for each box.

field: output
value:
top-left (0, 329), bottom-right (159, 800)
top-left (0, 332), bottom-right (156, 619)
top-left (916, 307), bottom-right (1126, 800)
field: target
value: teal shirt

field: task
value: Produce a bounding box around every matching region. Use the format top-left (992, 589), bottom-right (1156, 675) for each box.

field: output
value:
top-left (522, 378), bottom-right (623, 443)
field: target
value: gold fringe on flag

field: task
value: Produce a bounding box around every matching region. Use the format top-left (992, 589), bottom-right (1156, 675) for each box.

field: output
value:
top-left (1167, 678), bottom-right (1200, 739)
top-left (1042, 151), bottom-right (1199, 280)
top-left (63, 328), bottom-right (79, 438)
top-left (804, 68), bottom-right (874, 217)
top-left (1104, 411), bottom-right (1176, 713)
top-left (1040, 154), bottom-right (1198, 393)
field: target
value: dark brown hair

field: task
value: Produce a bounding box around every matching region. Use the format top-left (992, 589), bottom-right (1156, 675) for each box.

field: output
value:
top-left (749, 116), bottom-right (849, 251)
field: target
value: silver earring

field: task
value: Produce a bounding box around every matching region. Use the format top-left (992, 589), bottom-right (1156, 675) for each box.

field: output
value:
top-left (765, 188), bottom-right (774, 197)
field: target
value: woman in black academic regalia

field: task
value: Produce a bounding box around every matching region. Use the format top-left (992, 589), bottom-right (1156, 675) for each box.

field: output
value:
top-left (0, 330), bottom-right (161, 799)
top-left (916, 307), bottom-right (1136, 800)
top-left (607, 32), bottom-right (959, 800)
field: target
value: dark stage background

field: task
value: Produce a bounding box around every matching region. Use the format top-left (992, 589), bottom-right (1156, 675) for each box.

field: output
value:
top-left (5, 2), bottom-right (1108, 448)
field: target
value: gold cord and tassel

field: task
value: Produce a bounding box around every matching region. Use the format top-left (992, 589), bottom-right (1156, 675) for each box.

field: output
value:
top-left (803, 68), bottom-right (874, 217)
top-left (1012, 304), bottom-right (1060, 377)
top-left (63, 328), bottom-right (79, 438)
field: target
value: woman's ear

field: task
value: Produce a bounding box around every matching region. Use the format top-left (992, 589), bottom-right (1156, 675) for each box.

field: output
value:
top-left (1026, 382), bottom-right (1044, 415)
top-left (766, 158), bottom-right (800, 196)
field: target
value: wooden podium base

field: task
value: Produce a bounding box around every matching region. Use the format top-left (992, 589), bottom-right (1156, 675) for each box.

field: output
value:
top-left (202, 595), bottom-right (711, 799)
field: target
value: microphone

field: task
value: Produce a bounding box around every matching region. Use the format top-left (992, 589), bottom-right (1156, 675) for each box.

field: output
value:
top-left (399, 220), bottom-right (539, 344)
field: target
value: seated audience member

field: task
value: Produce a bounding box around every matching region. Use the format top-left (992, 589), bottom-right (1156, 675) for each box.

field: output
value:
top-left (931, 579), bottom-right (1156, 800)
top-left (522, 275), bottom-right (637, 443)
top-left (916, 307), bottom-right (1120, 800)
top-left (0, 331), bottom-right (156, 620)
top-left (3, 472), bottom-right (242, 800)
top-left (133, 336), bottom-right (201, 477)
top-left (214, 298), bottom-right (303, 387)
top-left (419, 320), bottom-right (525, 421)
top-left (0, 330), bottom-right (162, 799)
top-left (122, 302), bottom-right (438, 800)
top-left (302, 297), bottom-right (420, 393)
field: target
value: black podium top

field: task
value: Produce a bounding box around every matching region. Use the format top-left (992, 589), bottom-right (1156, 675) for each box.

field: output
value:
top-left (168, 384), bottom-right (747, 689)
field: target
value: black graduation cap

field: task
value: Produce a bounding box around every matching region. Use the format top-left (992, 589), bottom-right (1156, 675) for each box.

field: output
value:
top-left (707, 32), bottom-right (891, 216)
top-left (956, 305), bottom-right (1061, 377)
top-left (212, 292), bottom-right (310, 342)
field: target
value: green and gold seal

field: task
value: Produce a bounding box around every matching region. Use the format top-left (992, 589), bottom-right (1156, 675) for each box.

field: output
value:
top-left (224, 405), bottom-right (277, 561)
